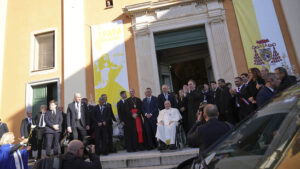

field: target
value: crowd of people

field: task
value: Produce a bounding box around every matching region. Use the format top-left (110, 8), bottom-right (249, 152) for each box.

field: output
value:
top-left (0, 66), bottom-right (297, 168)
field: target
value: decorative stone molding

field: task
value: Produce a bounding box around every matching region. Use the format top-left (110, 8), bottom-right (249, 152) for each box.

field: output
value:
top-left (123, 0), bottom-right (222, 18)
top-left (208, 15), bottom-right (224, 24)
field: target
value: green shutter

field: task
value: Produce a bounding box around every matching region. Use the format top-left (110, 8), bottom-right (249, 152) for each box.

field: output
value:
top-left (32, 85), bottom-right (47, 117)
top-left (154, 26), bottom-right (207, 50)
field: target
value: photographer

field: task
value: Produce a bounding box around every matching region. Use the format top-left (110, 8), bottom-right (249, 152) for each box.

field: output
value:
top-left (62, 140), bottom-right (101, 169)
top-left (187, 104), bottom-right (231, 149)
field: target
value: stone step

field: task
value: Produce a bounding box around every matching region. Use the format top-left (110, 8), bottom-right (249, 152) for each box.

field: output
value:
top-left (119, 164), bottom-right (177, 169)
top-left (100, 148), bottom-right (198, 169)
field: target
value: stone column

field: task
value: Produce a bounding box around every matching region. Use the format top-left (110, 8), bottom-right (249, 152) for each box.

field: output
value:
top-left (133, 28), bottom-right (161, 97)
top-left (208, 16), bottom-right (237, 83)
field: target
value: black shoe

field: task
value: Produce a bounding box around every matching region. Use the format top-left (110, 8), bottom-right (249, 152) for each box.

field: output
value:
top-left (169, 144), bottom-right (177, 150)
top-left (158, 141), bottom-right (167, 151)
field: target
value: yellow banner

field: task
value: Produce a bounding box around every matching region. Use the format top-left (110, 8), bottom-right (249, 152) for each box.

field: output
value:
top-left (233, 0), bottom-right (261, 69)
top-left (91, 20), bottom-right (129, 115)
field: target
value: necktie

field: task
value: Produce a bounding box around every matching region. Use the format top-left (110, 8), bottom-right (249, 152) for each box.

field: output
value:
top-left (39, 114), bottom-right (44, 127)
top-left (75, 103), bottom-right (79, 119)
top-left (165, 94), bottom-right (168, 100)
top-left (147, 98), bottom-right (151, 104)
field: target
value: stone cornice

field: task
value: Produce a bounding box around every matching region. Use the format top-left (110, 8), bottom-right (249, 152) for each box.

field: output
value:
top-left (123, 0), bottom-right (222, 17)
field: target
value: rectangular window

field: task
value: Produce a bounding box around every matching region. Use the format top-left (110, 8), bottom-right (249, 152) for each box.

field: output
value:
top-left (33, 31), bottom-right (55, 71)
top-left (106, 0), bottom-right (113, 8)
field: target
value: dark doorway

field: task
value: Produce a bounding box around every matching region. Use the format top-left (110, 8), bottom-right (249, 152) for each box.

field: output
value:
top-left (32, 82), bottom-right (58, 117)
top-left (156, 43), bottom-right (214, 93)
top-left (154, 26), bottom-right (214, 93)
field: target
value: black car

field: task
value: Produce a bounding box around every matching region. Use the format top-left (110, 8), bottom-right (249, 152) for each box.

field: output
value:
top-left (178, 82), bottom-right (300, 169)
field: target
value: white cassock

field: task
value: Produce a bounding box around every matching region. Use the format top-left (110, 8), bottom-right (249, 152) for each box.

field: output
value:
top-left (156, 108), bottom-right (182, 145)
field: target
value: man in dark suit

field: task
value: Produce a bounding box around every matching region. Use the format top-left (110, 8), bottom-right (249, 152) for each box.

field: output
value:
top-left (44, 100), bottom-right (63, 156)
top-left (209, 81), bottom-right (218, 104)
top-left (67, 93), bottom-right (90, 144)
top-left (186, 79), bottom-right (204, 131)
top-left (117, 91), bottom-right (127, 149)
top-left (142, 88), bottom-right (159, 149)
top-left (158, 84), bottom-right (177, 110)
top-left (275, 67), bottom-right (297, 92)
top-left (33, 105), bottom-right (47, 159)
top-left (257, 73), bottom-right (281, 108)
top-left (216, 79), bottom-right (235, 123)
top-left (187, 104), bottom-right (231, 150)
top-left (81, 98), bottom-right (95, 138)
top-left (233, 77), bottom-right (250, 122)
top-left (117, 91), bottom-right (127, 126)
top-left (92, 96), bottom-right (111, 155)
top-left (20, 110), bottom-right (34, 158)
top-left (101, 94), bottom-right (116, 153)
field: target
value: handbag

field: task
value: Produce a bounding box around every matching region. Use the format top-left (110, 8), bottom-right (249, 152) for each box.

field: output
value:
top-left (60, 133), bottom-right (72, 147)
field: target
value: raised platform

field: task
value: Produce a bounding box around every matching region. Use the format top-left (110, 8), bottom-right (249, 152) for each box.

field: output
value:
top-left (101, 148), bottom-right (198, 169)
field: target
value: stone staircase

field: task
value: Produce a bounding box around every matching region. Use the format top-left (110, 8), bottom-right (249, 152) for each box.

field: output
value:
top-left (28, 148), bottom-right (198, 169)
top-left (101, 148), bottom-right (198, 169)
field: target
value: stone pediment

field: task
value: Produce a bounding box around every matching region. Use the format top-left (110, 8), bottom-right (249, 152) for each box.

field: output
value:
top-left (123, 0), bottom-right (223, 17)
top-left (123, 0), bottom-right (225, 35)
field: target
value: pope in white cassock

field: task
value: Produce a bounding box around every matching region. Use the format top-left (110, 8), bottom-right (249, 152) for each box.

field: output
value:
top-left (156, 100), bottom-right (182, 150)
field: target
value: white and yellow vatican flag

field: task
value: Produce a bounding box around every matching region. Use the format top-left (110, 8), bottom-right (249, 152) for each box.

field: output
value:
top-left (233, 0), bottom-right (294, 73)
top-left (91, 20), bottom-right (129, 114)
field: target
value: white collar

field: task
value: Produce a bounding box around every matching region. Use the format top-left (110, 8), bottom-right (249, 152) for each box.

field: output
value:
top-left (266, 86), bottom-right (274, 92)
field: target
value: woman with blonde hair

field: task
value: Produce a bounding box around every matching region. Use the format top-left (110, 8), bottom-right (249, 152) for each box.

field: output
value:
top-left (0, 132), bottom-right (29, 169)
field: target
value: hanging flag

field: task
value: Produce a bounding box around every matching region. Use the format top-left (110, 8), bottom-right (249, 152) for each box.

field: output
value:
top-left (233, 0), bottom-right (294, 74)
top-left (91, 20), bottom-right (129, 114)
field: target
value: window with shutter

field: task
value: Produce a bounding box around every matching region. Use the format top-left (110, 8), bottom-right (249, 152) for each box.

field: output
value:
top-left (33, 31), bottom-right (55, 71)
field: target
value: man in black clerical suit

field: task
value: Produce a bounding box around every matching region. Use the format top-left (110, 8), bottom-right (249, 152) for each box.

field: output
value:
top-left (125, 89), bottom-right (145, 152)
top-left (101, 94), bottom-right (116, 153)
top-left (67, 93), bottom-right (90, 144)
top-left (216, 79), bottom-right (234, 123)
top-left (34, 105), bottom-right (47, 159)
top-left (20, 110), bottom-right (35, 158)
top-left (44, 100), bottom-right (63, 156)
top-left (92, 96), bottom-right (111, 155)
top-left (158, 84), bottom-right (177, 110)
top-left (142, 88), bottom-right (159, 149)
top-left (186, 79), bottom-right (204, 131)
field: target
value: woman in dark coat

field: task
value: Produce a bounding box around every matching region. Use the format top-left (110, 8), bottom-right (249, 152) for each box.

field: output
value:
top-left (247, 67), bottom-right (265, 111)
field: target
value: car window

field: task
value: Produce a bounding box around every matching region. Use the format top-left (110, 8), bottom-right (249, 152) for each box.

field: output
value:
top-left (204, 96), bottom-right (299, 169)
top-left (213, 113), bottom-right (287, 156)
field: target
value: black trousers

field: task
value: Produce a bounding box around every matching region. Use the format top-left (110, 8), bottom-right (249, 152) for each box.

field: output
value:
top-left (72, 120), bottom-right (87, 144)
top-left (124, 125), bottom-right (137, 152)
top-left (36, 127), bottom-right (45, 159)
top-left (107, 123), bottom-right (113, 152)
top-left (45, 132), bottom-right (60, 156)
top-left (144, 118), bottom-right (157, 148)
top-left (95, 126), bottom-right (108, 155)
